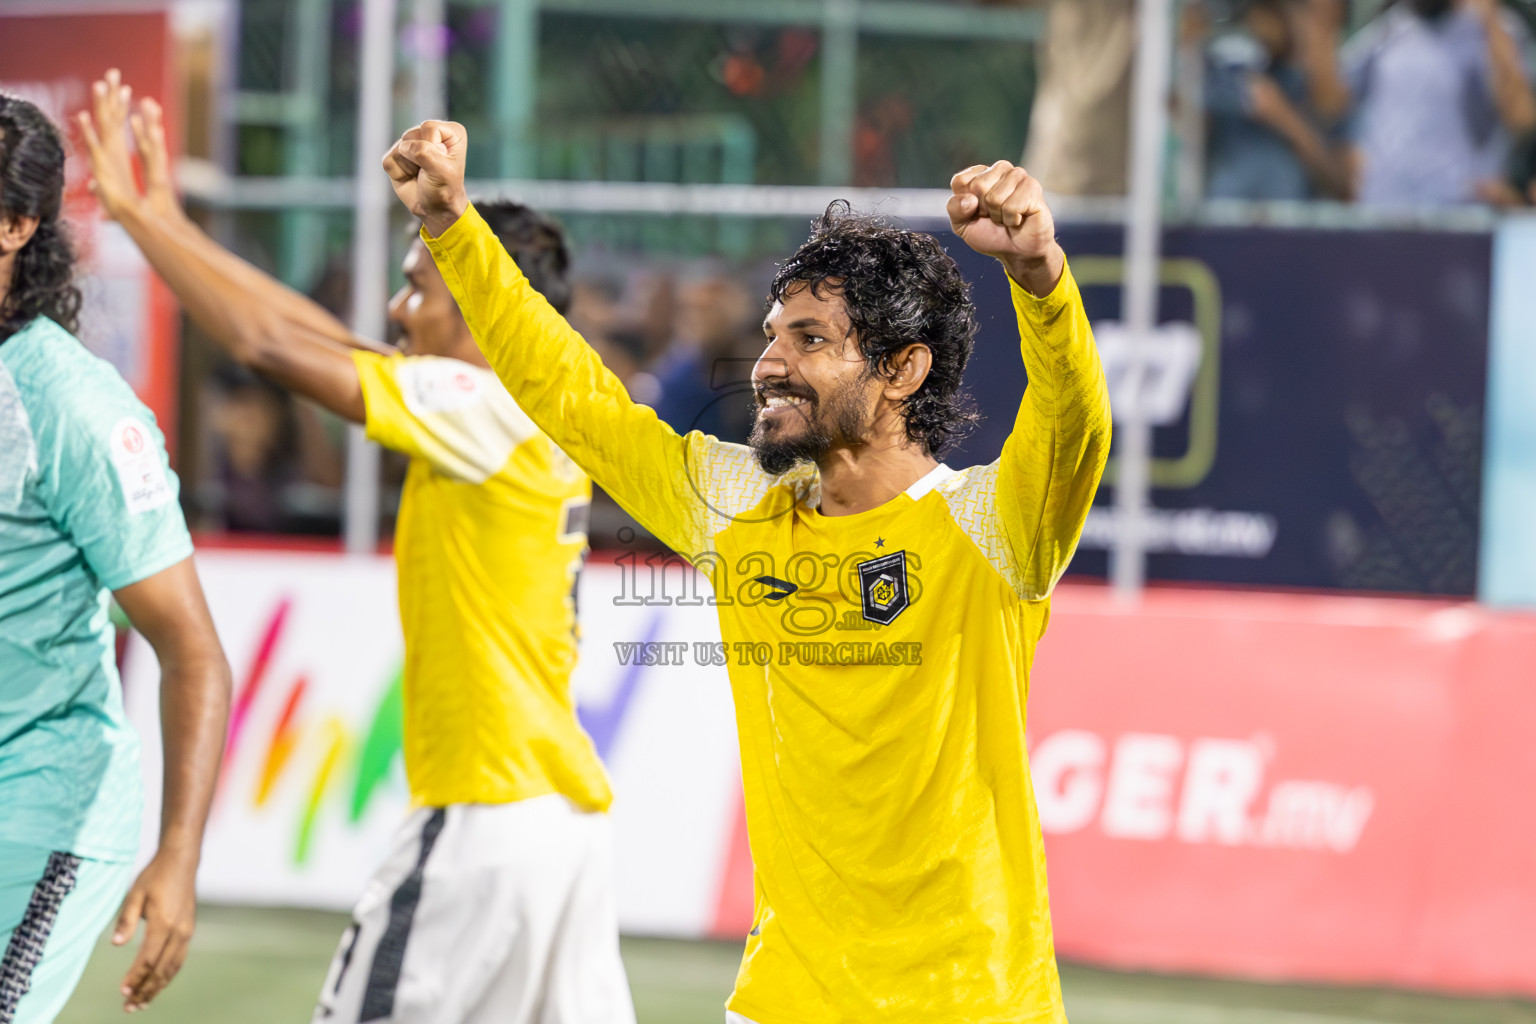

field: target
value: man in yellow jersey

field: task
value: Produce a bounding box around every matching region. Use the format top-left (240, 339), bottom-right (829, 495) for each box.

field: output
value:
top-left (385, 120), bottom-right (1111, 1024)
top-left (80, 75), bottom-right (633, 1024)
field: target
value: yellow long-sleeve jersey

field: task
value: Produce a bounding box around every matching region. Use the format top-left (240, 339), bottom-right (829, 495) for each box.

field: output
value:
top-left (353, 349), bottom-right (610, 813)
top-left (426, 206), bottom-right (1111, 1024)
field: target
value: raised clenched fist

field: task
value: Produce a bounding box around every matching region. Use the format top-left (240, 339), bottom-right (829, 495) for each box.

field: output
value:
top-left (384, 120), bottom-right (471, 236)
top-left (947, 161), bottom-right (1064, 297)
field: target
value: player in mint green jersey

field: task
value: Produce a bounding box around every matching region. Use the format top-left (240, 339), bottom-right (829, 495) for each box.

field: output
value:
top-left (0, 94), bottom-right (231, 1022)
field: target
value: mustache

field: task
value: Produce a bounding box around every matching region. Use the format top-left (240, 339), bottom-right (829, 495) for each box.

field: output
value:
top-left (753, 381), bottom-right (818, 407)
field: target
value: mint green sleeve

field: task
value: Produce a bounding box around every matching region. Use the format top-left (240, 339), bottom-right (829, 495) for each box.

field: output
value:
top-left (37, 376), bottom-right (193, 591)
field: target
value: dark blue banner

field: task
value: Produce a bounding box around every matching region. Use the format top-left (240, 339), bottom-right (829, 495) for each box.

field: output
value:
top-left (942, 224), bottom-right (1493, 596)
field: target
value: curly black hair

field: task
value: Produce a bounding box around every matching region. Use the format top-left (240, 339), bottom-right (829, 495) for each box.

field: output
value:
top-left (0, 94), bottom-right (81, 343)
top-left (769, 201), bottom-right (979, 457)
top-left (477, 200), bottom-right (573, 315)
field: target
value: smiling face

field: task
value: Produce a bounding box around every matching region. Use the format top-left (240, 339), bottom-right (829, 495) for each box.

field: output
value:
top-left (749, 280), bottom-right (879, 475)
top-left (751, 203), bottom-right (979, 474)
top-left (387, 239), bottom-right (477, 360)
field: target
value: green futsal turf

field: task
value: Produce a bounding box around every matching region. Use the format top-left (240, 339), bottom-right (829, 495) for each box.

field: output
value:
top-left (56, 905), bottom-right (1536, 1024)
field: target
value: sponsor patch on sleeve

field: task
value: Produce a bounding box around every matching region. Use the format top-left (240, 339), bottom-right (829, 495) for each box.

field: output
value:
top-left (110, 417), bottom-right (174, 515)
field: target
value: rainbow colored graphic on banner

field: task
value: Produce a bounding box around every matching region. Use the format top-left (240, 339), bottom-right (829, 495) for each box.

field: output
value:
top-left (219, 598), bottom-right (405, 864)
top-left (217, 597), bottom-right (650, 866)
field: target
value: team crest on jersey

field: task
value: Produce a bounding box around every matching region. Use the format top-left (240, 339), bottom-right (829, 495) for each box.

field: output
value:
top-left (856, 550), bottom-right (910, 626)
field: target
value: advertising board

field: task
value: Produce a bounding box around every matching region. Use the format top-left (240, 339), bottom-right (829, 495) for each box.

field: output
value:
top-left (941, 225), bottom-right (1493, 595)
top-left (124, 551), bottom-right (1536, 994)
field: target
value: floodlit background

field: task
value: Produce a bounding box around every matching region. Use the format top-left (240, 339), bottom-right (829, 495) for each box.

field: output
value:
top-left (5, 0), bottom-right (1536, 1020)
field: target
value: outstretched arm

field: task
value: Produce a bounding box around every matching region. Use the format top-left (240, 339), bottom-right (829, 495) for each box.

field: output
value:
top-left (383, 120), bottom-right (718, 555)
top-left (110, 558), bottom-right (231, 1012)
top-left (78, 71), bottom-right (380, 422)
top-left (948, 162), bottom-right (1112, 599)
top-left (130, 87), bottom-right (381, 354)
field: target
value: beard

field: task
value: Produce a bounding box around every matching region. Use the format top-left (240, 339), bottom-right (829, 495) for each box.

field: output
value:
top-left (1409, 0), bottom-right (1453, 18)
top-left (750, 425), bottom-right (832, 476)
top-left (748, 375), bottom-right (869, 475)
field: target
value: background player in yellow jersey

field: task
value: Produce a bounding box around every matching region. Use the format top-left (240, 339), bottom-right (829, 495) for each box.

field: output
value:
top-left (386, 120), bottom-right (1111, 1023)
top-left (81, 74), bottom-right (633, 1024)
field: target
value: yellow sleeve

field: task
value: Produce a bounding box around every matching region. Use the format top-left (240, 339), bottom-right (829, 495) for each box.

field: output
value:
top-left (942, 261), bottom-right (1112, 600)
top-left (424, 205), bottom-right (783, 556)
top-left (353, 350), bottom-right (541, 483)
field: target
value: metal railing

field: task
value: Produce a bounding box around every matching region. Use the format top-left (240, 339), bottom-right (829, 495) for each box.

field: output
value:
top-left (178, 160), bottom-right (1514, 233)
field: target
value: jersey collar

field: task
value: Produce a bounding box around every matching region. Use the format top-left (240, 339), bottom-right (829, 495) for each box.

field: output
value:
top-left (904, 463), bottom-right (956, 501)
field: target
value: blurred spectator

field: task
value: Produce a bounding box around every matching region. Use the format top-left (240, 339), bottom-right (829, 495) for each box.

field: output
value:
top-left (621, 268), bottom-right (677, 368)
top-left (650, 267), bottom-right (758, 442)
top-left (201, 365), bottom-right (342, 534)
top-left (1510, 123), bottom-right (1536, 202)
top-left (567, 266), bottom-right (676, 405)
top-left (1474, 124), bottom-right (1536, 202)
top-left (1203, 0), bottom-right (1352, 199)
top-left (567, 276), bottom-right (621, 344)
top-left (564, 258), bottom-right (764, 547)
top-left (855, 94), bottom-right (916, 187)
top-left (568, 275), bottom-right (641, 382)
top-left (1343, 0), bottom-right (1536, 205)
top-left (1023, 0), bottom-right (1136, 195)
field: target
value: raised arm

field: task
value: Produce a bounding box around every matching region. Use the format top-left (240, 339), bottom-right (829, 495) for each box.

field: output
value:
top-left (1291, 0), bottom-right (1351, 124)
top-left (1469, 0), bottom-right (1536, 135)
top-left (134, 89), bottom-right (382, 354)
top-left (383, 121), bottom-right (717, 555)
top-left (948, 162), bottom-right (1112, 599)
top-left (78, 71), bottom-right (379, 422)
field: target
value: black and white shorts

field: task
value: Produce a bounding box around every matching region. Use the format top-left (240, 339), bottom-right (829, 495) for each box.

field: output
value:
top-left (311, 797), bottom-right (634, 1024)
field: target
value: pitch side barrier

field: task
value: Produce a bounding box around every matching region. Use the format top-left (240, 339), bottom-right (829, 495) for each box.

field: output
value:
top-left (123, 550), bottom-right (1536, 996)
